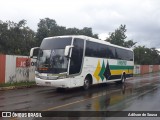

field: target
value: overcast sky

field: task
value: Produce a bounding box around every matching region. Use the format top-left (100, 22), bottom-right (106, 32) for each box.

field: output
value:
top-left (1, 0), bottom-right (160, 48)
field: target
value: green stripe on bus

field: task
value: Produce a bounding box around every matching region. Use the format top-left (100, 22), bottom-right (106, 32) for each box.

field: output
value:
top-left (109, 65), bottom-right (134, 70)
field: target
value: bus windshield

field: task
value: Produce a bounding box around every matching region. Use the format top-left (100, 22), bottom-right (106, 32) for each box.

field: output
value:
top-left (37, 37), bottom-right (72, 74)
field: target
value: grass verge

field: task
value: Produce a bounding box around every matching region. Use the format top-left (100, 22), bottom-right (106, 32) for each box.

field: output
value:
top-left (0, 81), bottom-right (36, 87)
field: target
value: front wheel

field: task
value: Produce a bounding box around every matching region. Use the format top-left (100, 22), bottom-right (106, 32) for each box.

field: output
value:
top-left (56, 88), bottom-right (66, 92)
top-left (83, 78), bottom-right (91, 90)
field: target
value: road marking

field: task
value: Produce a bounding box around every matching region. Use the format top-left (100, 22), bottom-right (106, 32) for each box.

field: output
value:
top-left (9, 85), bottom-right (158, 120)
top-left (42, 81), bottom-right (159, 111)
top-left (42, 94), bottom-right (103, 111)
top-left (42, 89), bottom-right (122, 111)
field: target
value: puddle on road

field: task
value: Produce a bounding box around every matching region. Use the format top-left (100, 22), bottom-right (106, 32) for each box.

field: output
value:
top-left (82, 79), bottom-right (160, 111)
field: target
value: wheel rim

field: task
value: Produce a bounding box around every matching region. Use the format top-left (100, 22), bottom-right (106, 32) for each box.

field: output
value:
top-left (122, 77), bottom-right (124, 83)
top-left (122, 76), bottom-right (125, 83)
top-left (84, 79), bottom-right (90, 89)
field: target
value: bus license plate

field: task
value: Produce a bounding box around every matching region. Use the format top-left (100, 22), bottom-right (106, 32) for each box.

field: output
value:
top-left (45, 82), bottom-right (51, 85)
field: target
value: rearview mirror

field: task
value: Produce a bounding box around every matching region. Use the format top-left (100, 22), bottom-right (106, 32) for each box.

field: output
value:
top-left (64, 45), bottom-right (74, 57)
top-left (30, 47), bottom-right (40, 59)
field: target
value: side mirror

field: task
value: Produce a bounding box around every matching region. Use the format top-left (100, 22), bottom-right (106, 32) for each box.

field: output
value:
top-left (30, 47), bottom-right (40, 59)
top-left (64, 45), bottom-right (74, 57)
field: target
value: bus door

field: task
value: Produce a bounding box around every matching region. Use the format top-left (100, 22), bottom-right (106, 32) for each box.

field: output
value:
top-left (69, 38), bottom-right (84, 75)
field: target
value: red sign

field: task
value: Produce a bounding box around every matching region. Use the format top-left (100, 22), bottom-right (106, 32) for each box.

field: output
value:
top-left (16, 58), bottom-right (31, 67)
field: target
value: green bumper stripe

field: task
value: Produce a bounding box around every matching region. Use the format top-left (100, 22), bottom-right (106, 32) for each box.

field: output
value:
top-left (110, 65), bottom-right (134, 70)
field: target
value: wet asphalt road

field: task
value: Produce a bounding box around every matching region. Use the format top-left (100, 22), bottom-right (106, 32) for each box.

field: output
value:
top-left (1, 73), bottom-right (160, 120)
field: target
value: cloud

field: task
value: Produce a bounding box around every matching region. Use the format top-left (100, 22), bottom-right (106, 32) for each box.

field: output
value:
top-left (0, 0), bottom-right (160, 48)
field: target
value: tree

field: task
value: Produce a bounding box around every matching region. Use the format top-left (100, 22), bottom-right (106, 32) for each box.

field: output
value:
top-left (36, 18), bottom-right (58, 46)
top-left (66, 27), bottom-right (80, 35)
top-left (36, 18), bottom-right (99, 46)
top-left (0, 18), bottom-right (99, 55)
top-left (0, 20), bottom-right (36, 55)
top-left (0, 20), bottom-right (8, 53)
top-left (106, 24), bottom-right (126, 46)
top-left (105, 24), bottom-right (136, 48)
top-left (65, 27), bottom-right (98, 38)
top-left (134, 46), bottom-right (160, 65)
top-left (80, 27), bottom-right (98, 38)
top-left (124, 40), bottom-right (137, 48)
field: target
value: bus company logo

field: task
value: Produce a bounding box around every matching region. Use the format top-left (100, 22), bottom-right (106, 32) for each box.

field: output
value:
top-left (93, 60), bottom-right (111, 81)
top-left (117, 60), bottom-right (127, 66)
top-left (2, 112), bottom-right (11, 117)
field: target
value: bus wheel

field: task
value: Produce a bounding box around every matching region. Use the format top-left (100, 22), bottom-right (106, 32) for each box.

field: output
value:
top-left (116, 74), bottom-right (126, 84)
top-left (121, 74), bottom-right (126, 83)
top-left (83, 77), bottom-right (91, 90)
top-left (56, 88), bottom-right (66, 92)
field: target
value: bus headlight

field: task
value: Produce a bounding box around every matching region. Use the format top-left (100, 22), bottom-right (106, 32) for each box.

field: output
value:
top-left (35, 71), bottom-right (40, 78)
top-left (58, 72), bottom-right (67, 79)
top-left (58, 75), bottom-right (67, 79)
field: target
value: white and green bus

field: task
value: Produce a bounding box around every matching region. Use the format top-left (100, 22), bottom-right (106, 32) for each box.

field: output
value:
top-left (30, 35), bottom-right (134, 90)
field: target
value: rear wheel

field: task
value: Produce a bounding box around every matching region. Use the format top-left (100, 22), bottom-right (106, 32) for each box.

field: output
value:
top-left (83, 77), bottom-right (91, 90)
top-left (121, 75), bottom-right (126, 83)
top-left (116, 74), bottom-right (126, 84)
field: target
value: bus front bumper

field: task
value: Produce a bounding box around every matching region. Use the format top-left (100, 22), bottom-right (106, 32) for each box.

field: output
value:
top-left (35, 77), bottom-right (70, 88)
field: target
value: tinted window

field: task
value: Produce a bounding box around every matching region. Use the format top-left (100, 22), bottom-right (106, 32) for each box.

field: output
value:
top-left (85, 41), bottom-right (99, 57)
top-left (128, 51), bottom-right (134, 61)
top-left (85, 41), bottom-right (133, 61)
top-left (40, 37), bottom-right (72, 49)
top-left (85, 41), bottom-right (115, 58)
top-left (108, 46), bottom-right (115, 59)
top-left (115, 48), bottom-right (133, 61)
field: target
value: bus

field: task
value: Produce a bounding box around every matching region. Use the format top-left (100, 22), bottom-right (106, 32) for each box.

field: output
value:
top-left (30, 35), bottom-right (134, 90)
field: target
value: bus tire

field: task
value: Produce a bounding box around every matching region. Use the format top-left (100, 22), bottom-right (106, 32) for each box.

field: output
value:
top-left (121, 75), bottom-right (126, 83)
top-left (116, 74), bottom-right (126, 84)
top-left (83, 77), bottom-right (91, 90)
top-left (56, 88), bottom-right (66, 92)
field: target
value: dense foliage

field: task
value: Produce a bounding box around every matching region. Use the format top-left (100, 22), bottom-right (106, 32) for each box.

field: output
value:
top-left (105, 24), bottom-right (160, 65)
top-left (0, 20), bottom-right (35, 55)
top-left (0, 18), bottom-right (160, 64)
top-left (134, 46), bottom-right (160, 65)
top-left (0, 18), bottom-right (98, 55)
top-left (105, 25), bottom-right (137, 48)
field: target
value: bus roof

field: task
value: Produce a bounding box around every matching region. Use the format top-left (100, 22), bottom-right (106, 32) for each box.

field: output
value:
top-left (44, 35), bottom-right (133, 52)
